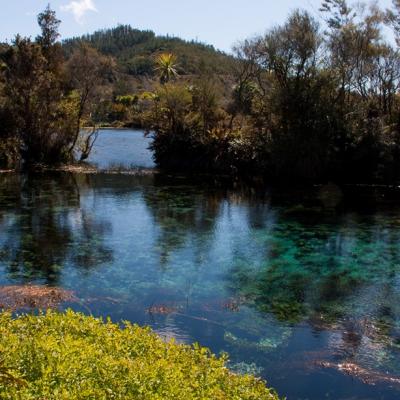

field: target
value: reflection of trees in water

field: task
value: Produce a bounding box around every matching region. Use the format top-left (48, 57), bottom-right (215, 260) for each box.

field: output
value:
top-left (143, 185), bottom-right (220, 266)
top-left (0, 173), bottom-right (112, 284)
top-left (142, 176), bottom-right (272, 268)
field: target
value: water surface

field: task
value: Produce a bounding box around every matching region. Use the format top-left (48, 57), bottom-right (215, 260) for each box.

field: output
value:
top-left (86, 128), bottom-right (155, 170)
top-left (1, 132), bottom-right (400, 399)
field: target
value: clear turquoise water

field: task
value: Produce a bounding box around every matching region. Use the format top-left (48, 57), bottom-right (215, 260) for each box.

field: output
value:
top-left (1, 131), bottom-right (400, 399)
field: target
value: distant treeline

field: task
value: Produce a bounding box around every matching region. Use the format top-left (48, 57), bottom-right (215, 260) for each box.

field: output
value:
top-left (63, 25), bottom-right (235, 76)
top-left (3, 1), bottom-right (400, 184)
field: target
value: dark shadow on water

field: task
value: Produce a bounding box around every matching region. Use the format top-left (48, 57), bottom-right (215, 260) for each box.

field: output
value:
top-left (0, 173), bottom-right (113, 284)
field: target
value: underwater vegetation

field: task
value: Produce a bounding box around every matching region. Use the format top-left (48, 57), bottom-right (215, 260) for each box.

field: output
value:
top-left (0, 285), bottom-right (75, 310)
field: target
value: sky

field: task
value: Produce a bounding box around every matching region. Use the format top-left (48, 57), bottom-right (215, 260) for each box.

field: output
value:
top-left (0, 0), bottom-right (395, 52)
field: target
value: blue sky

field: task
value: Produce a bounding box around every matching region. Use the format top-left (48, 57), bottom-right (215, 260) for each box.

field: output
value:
top-left (0, 0), bottom-right (394, 52)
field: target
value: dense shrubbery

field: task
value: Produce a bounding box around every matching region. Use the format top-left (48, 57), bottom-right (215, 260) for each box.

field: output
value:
top-left (141, 1), bottom-right (400, 183)
top-left (0, 310), bottom-right (278, 399)
top-left (140, 80), bottom-right (235, 172)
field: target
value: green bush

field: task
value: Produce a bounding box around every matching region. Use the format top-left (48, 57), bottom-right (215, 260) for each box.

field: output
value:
top-left (0, 310), bottom-right (280, 399)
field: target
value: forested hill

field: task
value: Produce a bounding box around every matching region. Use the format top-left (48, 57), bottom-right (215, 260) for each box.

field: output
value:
top-left (63, 25), bottom-right (236, 77)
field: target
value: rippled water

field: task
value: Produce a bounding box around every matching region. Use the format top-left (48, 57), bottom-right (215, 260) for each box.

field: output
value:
top-left (1, 131), bottom-right (400, 399)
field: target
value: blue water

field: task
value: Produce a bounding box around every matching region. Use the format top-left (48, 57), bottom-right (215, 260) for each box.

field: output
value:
top-left (86, 128), bottom-right (155, 169)
top-left (0, 130), bottom-right (400, 399)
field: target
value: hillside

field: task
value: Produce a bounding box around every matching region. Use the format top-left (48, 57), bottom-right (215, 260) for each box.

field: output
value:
top-left (63, 25), bottom-right (236, 77)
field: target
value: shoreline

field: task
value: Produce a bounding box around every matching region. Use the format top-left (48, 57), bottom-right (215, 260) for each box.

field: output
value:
top-left (2, 165), bottom-right (400, 191)
top-left (0, 164), bottom-right (158, 176)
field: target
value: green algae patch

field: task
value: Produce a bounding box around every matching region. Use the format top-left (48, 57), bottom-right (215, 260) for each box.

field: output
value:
top-left (0, 310), bottom-right (280, 400)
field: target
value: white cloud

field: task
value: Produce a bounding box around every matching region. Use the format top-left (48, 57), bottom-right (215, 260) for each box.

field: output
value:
top-left (61, 0), bottom-right (97, 24)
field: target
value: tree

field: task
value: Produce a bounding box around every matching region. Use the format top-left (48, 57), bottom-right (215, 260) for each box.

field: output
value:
top-left (2, 37), bottom-right (70, 164)
top-left (190, 75), bottom-right (223, 136)
top-left (387, 0), bottom-right (400, 46)
top-left (154, 53), bottom-right (178, 84)
top-left (0, 47), bottom-right (20, 168)
top-left (232, 10), bottom-right (335, 180)
top-left (36, 4), bottom-right (61, 50)
top-left (0, 5), bottom-right (113, 167)
top-left (66, 43), bottom-right (115, 160)
top-left (1, 6), bottom-right (77, 166)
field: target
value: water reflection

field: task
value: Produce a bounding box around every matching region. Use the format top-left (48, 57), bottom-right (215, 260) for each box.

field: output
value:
top-left (86, 129), bottom-right (155, 170)
top-left (0, 172), bottom-right (400, 399)
top-left (0, 173), bottom-right (112, 284)
top-left (143, 180), bottom-right (222, 266)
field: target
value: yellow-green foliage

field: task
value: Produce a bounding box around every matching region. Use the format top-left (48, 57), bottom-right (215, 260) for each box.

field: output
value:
top-left (0, 310), bottom-right (279, 399)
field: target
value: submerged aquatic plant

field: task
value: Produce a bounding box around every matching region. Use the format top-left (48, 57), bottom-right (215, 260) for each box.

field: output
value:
top-left (146, 303), bottom-right (179, 315)
top-left (229, 361), bottom-right (264, 377)
top-left (224, 327), bottom-right (292, 353)
top-left (317, 361), bottom-right (400, 388)
top-left (0, 285), bottom-right (76, 310)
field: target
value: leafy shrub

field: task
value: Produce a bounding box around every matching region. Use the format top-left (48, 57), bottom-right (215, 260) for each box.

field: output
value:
top-left (0, 310), bottom-right (280, 399)
top-left (0, 137), bottom-right (20, 169)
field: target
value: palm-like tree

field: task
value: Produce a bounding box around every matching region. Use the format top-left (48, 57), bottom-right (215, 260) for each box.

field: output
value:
top-left (154, 53), bottom-right (178, 84)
